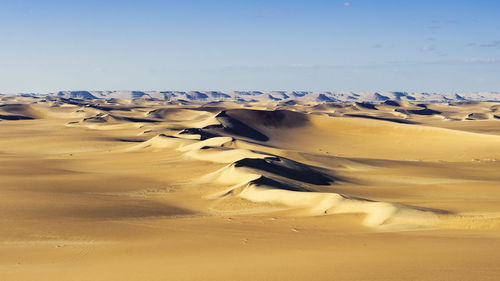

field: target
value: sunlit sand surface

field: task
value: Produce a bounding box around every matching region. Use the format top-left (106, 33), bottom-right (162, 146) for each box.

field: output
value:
top-left (1, 96), bottom-right (499, 280)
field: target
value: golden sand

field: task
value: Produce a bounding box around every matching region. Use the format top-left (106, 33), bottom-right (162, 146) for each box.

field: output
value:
top-left (1, 96), bottom-right (499, 280)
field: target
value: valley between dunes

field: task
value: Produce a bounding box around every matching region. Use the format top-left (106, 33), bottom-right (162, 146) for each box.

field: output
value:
top-left (1, 96), bottom-right (500, 281)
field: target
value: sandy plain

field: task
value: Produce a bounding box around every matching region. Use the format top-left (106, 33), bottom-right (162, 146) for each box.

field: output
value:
top-left (1, 96), bottom-right (499, 281)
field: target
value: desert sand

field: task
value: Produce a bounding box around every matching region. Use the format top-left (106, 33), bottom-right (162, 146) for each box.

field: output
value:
top-left (1, 95), bottom-right (500, 281)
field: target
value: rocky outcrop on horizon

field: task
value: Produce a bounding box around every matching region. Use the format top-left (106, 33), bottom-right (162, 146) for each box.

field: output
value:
top-left (17, 90), bottom-right (500, 103)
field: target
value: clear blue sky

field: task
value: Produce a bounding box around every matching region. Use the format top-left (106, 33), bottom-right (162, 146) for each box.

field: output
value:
top-left (1, 0), bottom-right (499, 93)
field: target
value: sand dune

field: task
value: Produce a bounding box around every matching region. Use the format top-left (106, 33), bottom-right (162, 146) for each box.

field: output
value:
top-left (0, 104), bottom-right (43, 120)
top-left (1, 96), bottom-right (500, 281)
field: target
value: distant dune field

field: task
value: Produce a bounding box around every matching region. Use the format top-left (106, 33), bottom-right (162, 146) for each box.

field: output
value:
top-left (1, 95), bottom-right (500, 281)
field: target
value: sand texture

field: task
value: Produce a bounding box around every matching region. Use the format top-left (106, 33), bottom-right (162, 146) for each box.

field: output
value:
top-left (1, 96), bottom-right (500, 281)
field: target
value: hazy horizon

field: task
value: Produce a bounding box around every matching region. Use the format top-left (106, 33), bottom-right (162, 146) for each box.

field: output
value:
top-left (4, 88), bottom-right (500, 95)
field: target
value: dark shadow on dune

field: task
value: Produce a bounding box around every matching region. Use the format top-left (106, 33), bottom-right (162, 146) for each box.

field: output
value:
top-left (0, 104), bottom-right (38, 119)
top-left (466, 113), bottom-right (489, 120)
top-left (278, 100), bottom-right (298, 106)
top-left (250, 176), bottom-right (310, 192)
top-left (0, 104), bottom-right (33, 112)
top-left (214, 111), bottom-right (269, 141)
top-left (234, 157), bottom-right (334, 185)
top-left (146, 108), bottom-right (180, 118)
top-left (225, 109), bottom-right (309, 128)
top-left (317, 94), bottom-right (337, 102)
top-left (383, 100), bottom-right (401, 106)
top-left (196, 106), bottom-right (225, 113)
top-left (355, 102), bottom-right (378, 110)
top-left (118, 139), bottom-right (145, 143)
top-left (82, 116), bottom-right (108, 123)
top-left (344, 114), bottom-right (419, 124)
top-left (179, 128), bottom-right (221, 140)
top-left (110, 115), bottom-right (161, 123)
top-left (167, 99), bottom-right (192, 106)
top-left (0, 114), bottom-right (35, 120)
top-left (396, 108), bottom-right (442, 115)
top-left (201, 109), bottom-right (313, 142)
top-left (89, 105), bottom-right (133, 112)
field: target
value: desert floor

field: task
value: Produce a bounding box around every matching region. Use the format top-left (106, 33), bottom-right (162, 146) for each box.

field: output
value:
top-left (1, 96), bottom-right (499, 281)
